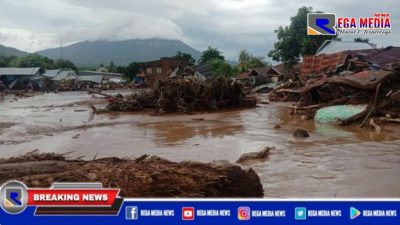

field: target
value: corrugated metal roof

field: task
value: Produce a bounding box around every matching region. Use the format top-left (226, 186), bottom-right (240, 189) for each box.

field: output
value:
top-left (43, 69), bottom-right (60, 78)
top-left (77, 75), bottom-right (103, 84)
top-left (316, 40), bottom-right (373, 55)
top-left (79, 71), bottom-right (123, 77)
top-left (0, 67), bottom-right (41, 76)
top-left (189, 63), bottom-right (213, 77)
top-left (365, 46), bottom-right (400, 66)
top-left (53, 71), bottom-right (77, 81)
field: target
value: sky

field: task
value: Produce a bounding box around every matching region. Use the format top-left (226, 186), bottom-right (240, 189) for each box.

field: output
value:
top-left (0, 0), bottom-right (398, 61)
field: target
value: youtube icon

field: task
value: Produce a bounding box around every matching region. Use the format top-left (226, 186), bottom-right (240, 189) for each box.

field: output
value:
top-left (182, 207), bottom-right (195, 220)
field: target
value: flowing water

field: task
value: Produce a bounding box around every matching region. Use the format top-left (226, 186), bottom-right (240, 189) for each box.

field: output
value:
top-left (1, 91), bottom-right (400, 198)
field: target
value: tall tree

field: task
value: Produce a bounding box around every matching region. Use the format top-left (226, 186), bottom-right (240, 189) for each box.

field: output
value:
top-left (237, 50), bottom-right (266, 73)
top-left (0, 55), bottom-right (17, 67)
top-left (199, 47), bottom-right (224, 64)
top-left (268, 6), bottom-right (338, 68)
top-left (14, 54), bottom-right (54, 69)
top-left (238, 50), bottom-right (251, 73)
top-left (54, 58), bottom-right (76, 70)
top-left (209, 59), bottom-right (234, 77)
top-left (108, 61), bottom-right (116, 72)
top-left (174, 51), bottom-right (195, 65)
top-left (125, 62), bottom-right (142, 80)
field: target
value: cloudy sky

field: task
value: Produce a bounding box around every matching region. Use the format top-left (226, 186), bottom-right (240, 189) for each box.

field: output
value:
top-left (0, 0), bottom-right (398, 60)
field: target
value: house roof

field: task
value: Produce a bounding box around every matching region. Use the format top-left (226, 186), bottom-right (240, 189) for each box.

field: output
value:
top-left (316, 40), bottom-right (374, 55)
top-left (79, 71), bottom-right (123, 77)
top-left (0, 67), bottom-right (41, 76)
top-left (43, 69), bottom-right (61, 78)
top-left (365, 46), bottom-right (400, 66)
top-left (253, 67), bottom-right (270, 75)
top-left (188, 63), bottom-right (214, 77)
top-left (77, 75), bottom-right (103, 84)
top-left (238, 66), bottom-right (272, 79)
top-left (53, 71), bottom-right (78, 81)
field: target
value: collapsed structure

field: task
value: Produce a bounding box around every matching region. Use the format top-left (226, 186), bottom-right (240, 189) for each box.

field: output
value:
top-left (270, 41), bottom-right (400, 127)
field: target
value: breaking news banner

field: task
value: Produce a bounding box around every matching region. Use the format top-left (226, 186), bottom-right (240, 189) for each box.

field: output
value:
top-left (0, 181), bottom-right (399, 225)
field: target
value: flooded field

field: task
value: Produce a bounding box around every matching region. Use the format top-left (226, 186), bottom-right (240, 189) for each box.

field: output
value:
top-left (1, 91), bottom-right (400, 198)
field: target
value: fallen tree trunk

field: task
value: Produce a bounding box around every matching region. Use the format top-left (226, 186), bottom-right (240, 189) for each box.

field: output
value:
top-left (0, 151), bottom-right (264, 198)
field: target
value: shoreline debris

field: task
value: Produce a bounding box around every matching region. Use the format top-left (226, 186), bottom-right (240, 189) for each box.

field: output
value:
top-left (0, 151), bottom-right (264, 197)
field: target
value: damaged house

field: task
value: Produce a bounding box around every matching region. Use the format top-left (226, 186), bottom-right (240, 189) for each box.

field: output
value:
top-left (270, 40), bottom-right (400, 125)
top-left (141, 57), bottom-right (190, 86)
top-left (238, 66), bottom-right (281, 87)
top-left (0, 67), bottom-right (44, 90)
top-left (78, 71), bottom-right (124, 85)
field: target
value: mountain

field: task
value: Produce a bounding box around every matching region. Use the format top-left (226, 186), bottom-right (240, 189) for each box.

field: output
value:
top-left (0, 44), bottom-right (28, 57)
top-left (37, 38), bottom-right (202, 67)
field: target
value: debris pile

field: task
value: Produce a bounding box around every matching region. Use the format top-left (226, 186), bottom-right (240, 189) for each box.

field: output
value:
top-left (269, 47), bottom-right (400, 127)
top-left (0, 151), bottom-right (264, 197)
top-left (105, 77), bottom-right (257, 114)
top-left (236, 147), bottom-right (271, 165)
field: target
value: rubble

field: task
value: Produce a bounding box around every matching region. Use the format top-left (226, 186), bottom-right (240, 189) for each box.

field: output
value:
top-left (269, 47), bottom-right (400, 127)
top-left (236, 147), bottom-right (271, 164)
top-left (0, 151), bottom-right (264, 197)
top-left (104, 77), bottom-right (257, 114)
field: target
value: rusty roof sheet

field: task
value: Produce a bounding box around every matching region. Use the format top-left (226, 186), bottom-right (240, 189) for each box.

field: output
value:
top-left (365, 47), bottom-right (400, 66)
top-left (328, 70), bottom-right (397, 90)
top-left (277, 75), bottom-right (328, 94)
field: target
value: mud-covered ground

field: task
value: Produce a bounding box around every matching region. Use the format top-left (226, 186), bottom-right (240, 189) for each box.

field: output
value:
top-left (1, 91), bottom-right (400, 197)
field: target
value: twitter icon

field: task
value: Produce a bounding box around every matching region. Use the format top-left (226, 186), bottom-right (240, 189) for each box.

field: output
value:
top-left (295, 207), bottom-right (307, 220)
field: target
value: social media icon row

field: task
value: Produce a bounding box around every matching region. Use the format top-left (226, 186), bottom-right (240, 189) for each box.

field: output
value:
top-left (127, 206), bottom-right (250, 221)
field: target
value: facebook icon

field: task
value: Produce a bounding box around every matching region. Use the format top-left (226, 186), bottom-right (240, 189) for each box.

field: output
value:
top-left (126, 206), bottom-right (139, 220)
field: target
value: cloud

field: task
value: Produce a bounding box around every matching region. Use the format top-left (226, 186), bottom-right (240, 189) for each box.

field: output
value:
top-left (0, 0), bottom-right (398, 60)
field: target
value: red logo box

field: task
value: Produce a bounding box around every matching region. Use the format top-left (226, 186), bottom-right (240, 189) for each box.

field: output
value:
top-left (182, 207), bottom-right (195, 220)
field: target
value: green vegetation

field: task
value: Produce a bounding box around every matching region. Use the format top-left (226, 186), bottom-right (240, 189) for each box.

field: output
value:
top-left (209, 59), bottom-right (235, 77)
top-left (0, 53), bottom-right (76, 70)
top-left (268, 6), bottom-right (338, 68)
top-left (199, 47), bottom-right (225, 64)
top-left (174, 51), bottom-right (195, 65)
top-left (237, 50), bottom-right (267, 73)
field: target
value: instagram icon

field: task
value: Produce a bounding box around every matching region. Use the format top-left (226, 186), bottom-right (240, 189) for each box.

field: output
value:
top-left (237, 206), bottom-right (251, 220)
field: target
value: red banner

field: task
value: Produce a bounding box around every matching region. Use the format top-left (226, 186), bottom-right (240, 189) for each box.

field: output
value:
top-left (27, 189), bottom-right (119, 206)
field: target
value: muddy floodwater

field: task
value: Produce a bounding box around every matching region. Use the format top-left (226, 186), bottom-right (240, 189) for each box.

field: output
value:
top-left (1, 91), bottom-right (400, 198)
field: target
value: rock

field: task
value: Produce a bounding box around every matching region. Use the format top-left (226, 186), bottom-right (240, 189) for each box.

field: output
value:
top-left (72, 134), bottom-right (80, 139)
top-left (236, 147), bottom-right (271, 164)
top-left (192, 118), bottom-right (205, 121)
top-left (273, 124), bottom-right (281, 129)
top-left (293, 128), bottom-right (309, 138)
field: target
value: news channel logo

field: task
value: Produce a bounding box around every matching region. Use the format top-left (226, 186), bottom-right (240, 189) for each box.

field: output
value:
top-left (126, 206), bottom-right (139, 220)
top-left (307, 13), bottom-right (336, 35)
top-left (295, 207), bottom-right (307, 220)
top-left (0, 180), bottom-right (28, 214)
top-left (237, 206), bottom-right (251, 220)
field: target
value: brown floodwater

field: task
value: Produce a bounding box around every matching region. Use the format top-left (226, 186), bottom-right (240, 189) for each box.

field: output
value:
top-left (1, 91), bottom-right (400, 198)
